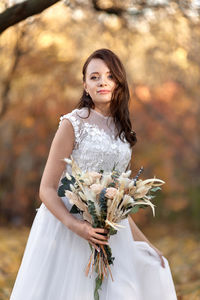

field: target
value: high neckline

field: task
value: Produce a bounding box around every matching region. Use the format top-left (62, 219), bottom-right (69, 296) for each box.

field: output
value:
top-left (90, 108), bottom-right (112, 119)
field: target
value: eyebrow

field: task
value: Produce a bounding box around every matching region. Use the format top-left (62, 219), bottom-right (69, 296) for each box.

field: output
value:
top-left (89, 71), bottom-right (111, 75)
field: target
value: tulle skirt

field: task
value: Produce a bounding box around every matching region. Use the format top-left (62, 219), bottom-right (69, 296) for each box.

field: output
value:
top-left (10, 199), bottom-right (177, 300)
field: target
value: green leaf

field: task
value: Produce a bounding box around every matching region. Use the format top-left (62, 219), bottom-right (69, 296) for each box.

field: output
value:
top-left (130, 206), bottom-right (139, 214)
top-left (104, 244), bottom-right (115, 265)
top-left (109, 227), bottom-right (117, 235)
top-left (57, 175), bottom-right (76, 197)
top-left (98, 188), bottom-right (107, 223)
top-left (88, 200), bottom-right (100, 228)
top-left (107, 182), bottom-right (116, 188)
top-left (94, 275), bottom-right (103, 300)
top-left (111, 171), bottom-right (120, 180)
top-left (57, 185), bottom-right (66, 197)
top-left (61, 175), bottom-right (76, 186)
top-left (134, 203), bottom-right (148, 210)
top-left (70, 204), bottom-right (80, 214)
top-left (148, 195), bottom-right (156, 199)
top-left (150, 187), bottom-right (161, 192)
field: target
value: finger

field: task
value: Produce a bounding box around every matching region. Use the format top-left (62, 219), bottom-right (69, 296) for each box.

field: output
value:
top-left (95, 228), bottom-right (108, 234)
top-left (89, 242), bottom-right (100, 253)
top-left (91, 237), bottom-right (109, 245)
top-left (90, 237), bottom-right (109, 245)
top-left (93, 232), bottom-right (109, 241)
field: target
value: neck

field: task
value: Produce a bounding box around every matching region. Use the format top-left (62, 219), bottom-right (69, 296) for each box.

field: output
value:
top-left (93, 104), bottom-right (111, 117)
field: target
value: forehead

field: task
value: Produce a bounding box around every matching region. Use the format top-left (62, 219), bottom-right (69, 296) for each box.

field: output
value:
top-left (86, 58), bottom-right (110, 75)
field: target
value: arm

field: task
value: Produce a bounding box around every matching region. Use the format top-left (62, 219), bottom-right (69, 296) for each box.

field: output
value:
top-left (128, 215), bottom-right (165, 268)
top-left (39, 118), bottom-right (109, 250)
top-left (39, 118), bottom-right (77, 230)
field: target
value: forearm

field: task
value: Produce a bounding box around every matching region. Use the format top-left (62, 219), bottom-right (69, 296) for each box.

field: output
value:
top-left (39, 187), bottom-right (82, 233)
top-left (128, 215), bottom-right (152, 245)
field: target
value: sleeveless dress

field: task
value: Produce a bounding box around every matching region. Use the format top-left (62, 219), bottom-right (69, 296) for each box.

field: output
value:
top-left (10, 107), bottom-right (177, 300)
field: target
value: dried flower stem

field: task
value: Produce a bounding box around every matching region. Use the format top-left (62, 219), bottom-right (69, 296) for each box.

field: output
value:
top-left (85, 251), bottom-right (93, 277)
top-left (100, 245), bottom-right (114, 281)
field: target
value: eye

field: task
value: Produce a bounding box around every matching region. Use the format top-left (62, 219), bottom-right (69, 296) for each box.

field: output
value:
top-left (91, 76), bottom-right (98, 80)
top-left (108, 74), bottom-right (113, 79)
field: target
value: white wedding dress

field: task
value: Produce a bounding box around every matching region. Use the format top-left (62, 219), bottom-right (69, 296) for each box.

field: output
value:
top-left (10, 107), bottom-right (177, 300)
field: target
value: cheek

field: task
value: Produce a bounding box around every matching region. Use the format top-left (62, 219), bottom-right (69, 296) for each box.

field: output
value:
top-left (111, 82), bottom-right (116, 91)
top-left (89, 87), bottom-right (95, 93)
top-left (90, 84), bottom-right (97, 92)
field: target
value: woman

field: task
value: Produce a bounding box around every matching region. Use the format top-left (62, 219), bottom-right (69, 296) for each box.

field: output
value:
top-left (10, 48), bottom-right (177, 300)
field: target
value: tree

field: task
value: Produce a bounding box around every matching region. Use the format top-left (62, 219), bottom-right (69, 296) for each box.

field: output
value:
top-left (1, 0), bottom-right (200, 35)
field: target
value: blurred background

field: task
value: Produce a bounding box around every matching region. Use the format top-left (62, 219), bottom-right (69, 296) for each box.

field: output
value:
top-left (0, 0), bottom-right (200, 299)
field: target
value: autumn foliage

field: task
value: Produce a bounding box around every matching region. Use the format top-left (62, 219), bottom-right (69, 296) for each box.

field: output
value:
top-left (0, 1), bottom-right (200, 298)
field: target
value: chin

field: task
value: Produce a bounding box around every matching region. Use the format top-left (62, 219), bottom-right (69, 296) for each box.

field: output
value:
top-left (96, 97), bottom-right (111, 103)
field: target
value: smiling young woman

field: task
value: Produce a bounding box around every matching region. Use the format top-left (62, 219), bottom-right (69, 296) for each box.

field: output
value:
top-left (79, 48), bottom-right (137, 147)
top-left (10, 48), bottom-right (177, 300)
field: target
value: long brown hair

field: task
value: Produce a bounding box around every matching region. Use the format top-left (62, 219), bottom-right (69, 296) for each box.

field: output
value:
top-left (76, 48), bottom-right (137, 147)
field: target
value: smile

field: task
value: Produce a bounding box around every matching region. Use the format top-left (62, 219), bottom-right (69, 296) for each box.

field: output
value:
top-left (97, 90), bottom-right (110, 94)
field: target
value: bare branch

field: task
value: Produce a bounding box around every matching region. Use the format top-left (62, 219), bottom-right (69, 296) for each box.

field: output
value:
top-left (0, 0), bottom-right (61, 35)
top-left (0, 0), bottom-right (199, 35)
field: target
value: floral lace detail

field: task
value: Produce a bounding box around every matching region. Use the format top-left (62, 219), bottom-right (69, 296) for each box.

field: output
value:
top-left (58, 108), bottom-right (132, 174)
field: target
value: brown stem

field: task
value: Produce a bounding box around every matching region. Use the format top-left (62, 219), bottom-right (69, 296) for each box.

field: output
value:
top-left (85, 251), bottom-right (93, 277)
top-left (100, 245), bottom-right (114, 281)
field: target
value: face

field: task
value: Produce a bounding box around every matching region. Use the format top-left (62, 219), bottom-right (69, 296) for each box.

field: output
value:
top-left (83, 58), bottom-right (116, 107)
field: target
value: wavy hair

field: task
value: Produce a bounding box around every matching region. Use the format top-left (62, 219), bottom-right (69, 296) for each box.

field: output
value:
top-left (76, 48), bottom-right (137, 147)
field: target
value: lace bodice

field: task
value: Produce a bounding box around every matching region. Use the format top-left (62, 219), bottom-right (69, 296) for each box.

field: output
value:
top-left (58, 107), bottom-right (132, 175)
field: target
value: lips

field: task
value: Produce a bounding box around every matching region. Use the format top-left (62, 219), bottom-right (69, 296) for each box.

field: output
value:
top-left (97, 90), bottom-right (110, 94)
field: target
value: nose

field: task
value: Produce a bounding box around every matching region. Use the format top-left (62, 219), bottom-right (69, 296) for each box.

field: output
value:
top-left (98, 76), bottom-right (108, 86)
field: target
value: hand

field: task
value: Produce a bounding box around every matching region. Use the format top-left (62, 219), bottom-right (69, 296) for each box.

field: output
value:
top-left (74, 220), bottom-right (109, 252)
top-left (149, 244), bottom-right (165, 268)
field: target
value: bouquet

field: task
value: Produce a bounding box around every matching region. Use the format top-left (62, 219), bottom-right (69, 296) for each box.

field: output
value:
top-left (58, 155), bottom-right (165, 300)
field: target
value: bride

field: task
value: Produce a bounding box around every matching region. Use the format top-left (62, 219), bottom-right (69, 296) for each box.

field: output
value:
top-left (10, 48), bottom-right (177, 300)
